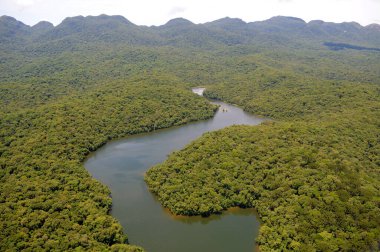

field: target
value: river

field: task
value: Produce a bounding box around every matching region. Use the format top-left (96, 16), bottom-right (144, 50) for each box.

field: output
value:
top-left (85, 88), bottom-right (265, 251)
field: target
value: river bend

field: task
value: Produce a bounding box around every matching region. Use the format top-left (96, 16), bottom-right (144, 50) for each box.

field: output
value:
top-left (85, 88), bottom-right (265, 252)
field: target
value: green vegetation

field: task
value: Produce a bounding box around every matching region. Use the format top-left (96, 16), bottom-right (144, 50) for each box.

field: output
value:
top-left (1, 14), bottom-right (380, 251)
top-left (146, 118), bottom-right (380, 251)
top-left (147, 68), bottom-right (380, 251)
top-left (144, 18), bottom-right (380, 252)
top-left (0, 80), bottom-right (216, 251)
top-left (0, 81), bottom-right (216, 251)
top-left (0, 23), bottom-right (219, 250)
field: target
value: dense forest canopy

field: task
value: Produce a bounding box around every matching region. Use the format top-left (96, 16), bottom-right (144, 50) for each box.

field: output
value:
top-left (1, 14), bottom-right (379, 251)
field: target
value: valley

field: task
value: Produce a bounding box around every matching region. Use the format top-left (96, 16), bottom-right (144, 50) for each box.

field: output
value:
top-left (0, 14), bottom-right (379, 251)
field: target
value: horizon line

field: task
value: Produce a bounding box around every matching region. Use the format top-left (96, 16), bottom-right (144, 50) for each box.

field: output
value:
top-left (1, 14), bottom-right (379, 28)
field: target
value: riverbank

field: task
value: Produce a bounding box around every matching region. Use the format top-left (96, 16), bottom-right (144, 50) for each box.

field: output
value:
top-left (85, 89), bottom-right (266, 251)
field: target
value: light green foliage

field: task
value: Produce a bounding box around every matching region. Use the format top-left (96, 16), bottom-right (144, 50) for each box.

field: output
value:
top-left (147, 118), bottom-right (380, 251)
top-left (1, 14), bottom-right (380, 251)
top-left (145, 29), bottom-right (380, 252)
top-left (0, 62), bottom-right (216, 250)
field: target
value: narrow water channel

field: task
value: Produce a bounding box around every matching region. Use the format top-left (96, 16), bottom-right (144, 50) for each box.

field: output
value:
top-left (85, 88), bottom-right (265, 252)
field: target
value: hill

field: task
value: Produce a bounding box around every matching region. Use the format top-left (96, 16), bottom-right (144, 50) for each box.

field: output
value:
top-left (1, 14), bottom-right (379, 251)
top-left (1, 14), bottom-right (380, 48)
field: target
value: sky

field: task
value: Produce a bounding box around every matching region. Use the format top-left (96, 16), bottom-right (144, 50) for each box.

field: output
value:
top-left (0, 0), bottom-right (379, 27)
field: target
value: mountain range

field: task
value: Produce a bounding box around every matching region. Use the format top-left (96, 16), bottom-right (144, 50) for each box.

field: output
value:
top-left (1, 13), bottom-right (380, 252)
top-left (1, 14), bottom-right (380, 49)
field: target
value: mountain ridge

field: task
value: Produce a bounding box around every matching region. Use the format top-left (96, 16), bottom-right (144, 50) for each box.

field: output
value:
top-left (2, 14), bottom-right (380, 28)
top-left (1, 14), bottom-right (379, 49)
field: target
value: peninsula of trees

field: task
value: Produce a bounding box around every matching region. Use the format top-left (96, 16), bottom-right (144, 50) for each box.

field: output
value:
top-left (1, 14), bottom-right (379, 251)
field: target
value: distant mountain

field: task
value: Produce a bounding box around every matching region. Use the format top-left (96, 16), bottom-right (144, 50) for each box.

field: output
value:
top-left (0, 16), bottom-right (30, 42)
top-left (205, 17), bottom-right (247, 31)
top-left (163, 17), bottom-right (194, 27)
top-left (252, 16), bottom-right (307, 32)
top-left (366, 23), bottom-right (380, 32)
top-left (31, 21), bottom-right (54, 37)
top-left (155, 17), bottom-right (246, 47)
top-left (38, 14), bottom-right (160, 45)
top-left (0, 14), bottom-right (379, 49)
top-left (32, 21), bottom-right (54, 31)
top-left (48, 14), bottom-right (133, 38)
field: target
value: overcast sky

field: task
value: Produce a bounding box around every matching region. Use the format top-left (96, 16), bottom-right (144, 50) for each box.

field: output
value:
top-left (1, 0), bottom-right (379, 26)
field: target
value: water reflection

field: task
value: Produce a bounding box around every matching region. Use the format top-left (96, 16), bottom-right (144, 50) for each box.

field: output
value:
top-left (85, 88), bottom-right (265, 252)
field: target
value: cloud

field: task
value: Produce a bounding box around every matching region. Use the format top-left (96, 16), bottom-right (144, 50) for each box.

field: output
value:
top-left (168, 6), bottom-right (186, 17)
top-left (15, 0), bottom-right (41, 7)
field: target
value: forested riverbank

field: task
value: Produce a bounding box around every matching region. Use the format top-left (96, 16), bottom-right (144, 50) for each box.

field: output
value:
top-left (1, 14), bottom-right (379, 251)
top-left (84, 92), bottom-right (265, 252)
top-left (146, 70), bottom-right (380, 251)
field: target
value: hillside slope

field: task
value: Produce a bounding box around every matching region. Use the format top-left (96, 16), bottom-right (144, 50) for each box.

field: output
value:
top-left (1, 14), bottom-right (380, 251)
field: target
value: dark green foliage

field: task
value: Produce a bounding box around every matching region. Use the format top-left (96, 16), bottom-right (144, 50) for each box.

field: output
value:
top-left (146, 117), bottom-right (380, 251)
top-left (148, 100), bottom-right (380, 249)
top-left (0, 16), bottom-right (30, 41)
top-left (1, 14), bottom-right (380, 251)
top-left (2, 13), bottom-right (380, 49)
top-left (0, 83), bottom-right (216, 251)
top-left (324, 42), bottom-right (380, 51)
top-left (0, 42), bottom-right (217, 251)
top-left (143, 16), bottom-right (380, 252)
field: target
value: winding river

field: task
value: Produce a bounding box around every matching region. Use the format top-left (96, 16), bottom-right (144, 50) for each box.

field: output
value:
top-left (85, 88), bottom-right (265, 252)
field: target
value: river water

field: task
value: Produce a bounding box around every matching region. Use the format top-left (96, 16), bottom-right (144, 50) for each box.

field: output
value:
top-left (85, 88), bottom-right (265, 251)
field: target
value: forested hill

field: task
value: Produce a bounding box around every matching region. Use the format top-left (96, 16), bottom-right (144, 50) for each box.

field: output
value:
top-left (1, 14), bottom-right (380, 252)
top-left (1, 15), bottom-right (380, 48)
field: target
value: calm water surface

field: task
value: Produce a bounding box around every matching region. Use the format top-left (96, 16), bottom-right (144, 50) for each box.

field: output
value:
top-left (85, 88), bottom-right (265, 252)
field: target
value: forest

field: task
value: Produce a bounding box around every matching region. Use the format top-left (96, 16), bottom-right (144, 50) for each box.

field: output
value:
top-left (1, 14), bottom-right (380, 251)
top-left (147, 85), bottom-right (380, 251)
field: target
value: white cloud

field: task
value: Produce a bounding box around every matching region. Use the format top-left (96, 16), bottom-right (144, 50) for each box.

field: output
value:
top-left (168, 6), bottom-right (187, 17)
top-left (15, 0), bottom-right (35, 7)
